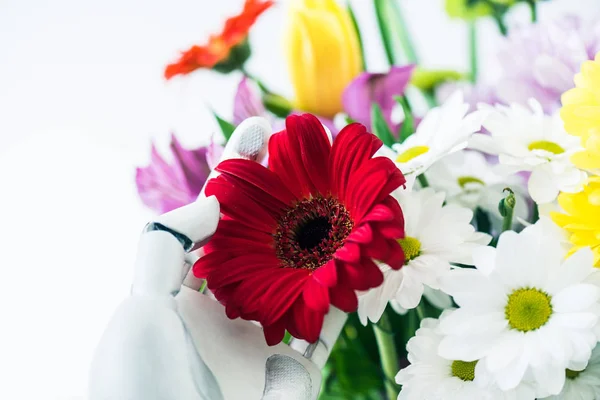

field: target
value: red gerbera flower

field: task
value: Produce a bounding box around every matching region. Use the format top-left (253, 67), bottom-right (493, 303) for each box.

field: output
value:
top-left (165, 0), bottom-right (273, 79)
top-left (194, 114), bottom-right (406, 345)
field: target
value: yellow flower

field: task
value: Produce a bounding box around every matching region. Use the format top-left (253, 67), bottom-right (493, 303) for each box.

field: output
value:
top-left (551, 177), bottom-right (600, 267)
top-left (284, 0), bottom-right (362, 118)
top-left (560, 52), bottom-right (600, 172)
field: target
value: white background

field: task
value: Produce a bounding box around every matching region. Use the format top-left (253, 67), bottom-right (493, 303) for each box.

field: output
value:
top-left (0, 0), bottom-right (598, 398)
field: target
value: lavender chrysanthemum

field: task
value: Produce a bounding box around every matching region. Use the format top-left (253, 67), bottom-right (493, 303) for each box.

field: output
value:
top-left (496, 15), bottom-right (600, 112)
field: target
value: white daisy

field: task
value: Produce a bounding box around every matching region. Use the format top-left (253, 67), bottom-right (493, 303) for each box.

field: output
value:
top-left (378, 91), bottom-right (487, 177)
top-left (389, 287), bottom-right (453, 316)
top-left (427, 150), bottom-right (530, 231)
top-left (541, 343), bottom-right (600, 400)
top-left (438, 218), bottom-right (600, 397)
top-left (396, 314), bottom-right (537, 400)
top-left (470, 100), bottom-right (587, 204)
top-left (356, 188), bottom-right (491, 325)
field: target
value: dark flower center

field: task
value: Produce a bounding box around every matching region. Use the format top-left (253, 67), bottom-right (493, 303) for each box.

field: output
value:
top-left (296, 216), bottom-right (332, 250)
top-left (275, 197), bottom-right (353, 270)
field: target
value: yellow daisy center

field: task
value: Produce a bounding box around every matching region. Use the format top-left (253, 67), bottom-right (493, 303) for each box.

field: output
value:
top-left (528, 140), bottom-right (565, 155)
top-left (505, 288), bottom-right (553, 332)
top-left (566, 369), bottom-right (583, 380)
top-left (451, 360), bottom-right (478, 381)
top-left (398, 236), bottom-right (421, 263)
top-left (396, 146), bottom-right (429, 163)
top-left (457, 176), bottom-right (485, 188)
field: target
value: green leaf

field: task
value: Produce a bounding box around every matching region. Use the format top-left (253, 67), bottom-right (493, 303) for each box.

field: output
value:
top-left (371, 104), bottom-right (395, 147)
top-left (410, 68), bottom-right (466, 92)
top-left (394, 96), bottom-right (414, 143)
top-left (373, 0), bottom-right (418, 65)
top-left (347, 2), bottom-right (367, 71)
top-left (212, 111), bottom-right (236, 142)
top-left (262, 93), bottom-right (293, 118)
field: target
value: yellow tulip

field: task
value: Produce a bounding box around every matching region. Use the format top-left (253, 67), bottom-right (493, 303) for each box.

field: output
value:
top-left (284, 0), bottom-right (362, 118)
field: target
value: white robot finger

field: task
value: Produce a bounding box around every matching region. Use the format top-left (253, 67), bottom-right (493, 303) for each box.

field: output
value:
top-left (200, 116), bottom-right (272, 196)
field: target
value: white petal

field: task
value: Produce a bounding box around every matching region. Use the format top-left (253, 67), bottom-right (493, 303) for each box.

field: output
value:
top-left (553, 284), bottom-right (600, 313)
top-left (528, 168), bottom-right (559, 204)
top-left (472, 246), bottom-right (497, 276)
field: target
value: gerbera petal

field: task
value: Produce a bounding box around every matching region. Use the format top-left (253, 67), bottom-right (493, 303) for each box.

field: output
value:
top-left (205, 176), bottom-right (277, 233)
top-left (345, 157), bottom-right (406, 220)
top-left (192, 251), bottom-right (233, 278)
top-left (329, 285), bottom-right (358, 312)
top-left (329, 123), bottom-right (382, 198)
top-left (362, 204), bottom-right (395, 222)
top-left (216, 158), bottom-right (298, 213)
top-left (292, 299), bottom-right (325, 344)
top-left (206, 253), bottom-right (280, 288)
top-left (303, 278), bottom-right (330, 313)
top-left (347, 223), bottom-right (373, 244)
top-left (263, 318), bottom-right (287, 347)
top-left (268, 117), bottom-right (314, 197)
top-left (338, 258), bottom-right (384, 290)
top-left (334, 241), bottom-right (361, 264)
top-left (293, 113), bottom-right (332, 194)
top-left (312, 259), bottom-right (338, 287)
top-left (261, 269), bottom-right (310, 325)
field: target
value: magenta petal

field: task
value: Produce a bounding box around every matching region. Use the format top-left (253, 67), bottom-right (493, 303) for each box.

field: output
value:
top-left (233, 77), bottom-right (266, 125)
top-left (206, 135), bottom-right (225, 171)
top-left (136, 135), bottom-right (211, 214)
top-left (170, 134), bottom-right (211, 196)
top-left (343, 65), bottom-right (415, 132)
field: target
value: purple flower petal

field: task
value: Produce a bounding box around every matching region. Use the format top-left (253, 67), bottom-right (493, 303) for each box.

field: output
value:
top-left (206, 135), bottom-right (225, 171)
top-left (342, 65), bottom-right (415, 132)
top-left (136, 135), bottom-right (212, 214)
top-left (495, 15), bottom-right (600, 112)
top-left (233, 77), bottom-right (266, 125)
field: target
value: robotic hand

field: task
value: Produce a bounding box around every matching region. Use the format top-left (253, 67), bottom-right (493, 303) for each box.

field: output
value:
top-left (89, 118), bottom-right (347, 400)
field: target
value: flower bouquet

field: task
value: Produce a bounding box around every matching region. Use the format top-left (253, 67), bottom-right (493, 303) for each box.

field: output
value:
top-left (136, 0), bottom-right (600, 398)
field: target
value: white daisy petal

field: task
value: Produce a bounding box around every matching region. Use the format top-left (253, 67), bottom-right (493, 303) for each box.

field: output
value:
top-left (553, 284), bottom-right (600, 313)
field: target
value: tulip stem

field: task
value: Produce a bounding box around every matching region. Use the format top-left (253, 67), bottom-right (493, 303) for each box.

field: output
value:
top-left (373, 311), bottom-right (400, 400)
top-left (468, 20), bottom-right (478, 83)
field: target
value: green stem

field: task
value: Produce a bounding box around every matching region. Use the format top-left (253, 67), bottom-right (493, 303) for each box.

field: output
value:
top-left (415, 302), bottom-right (426, 321)
top-left (347, 2), bottom-right (367, 71)
top-left (422, 90), bottom-right (437, 109)
top-left (468, 20), bottom-right (478, 83)
top-left (528, 0), bottom-right (537, 23)
top-left (417, 173), bottom-right (429, 188)
top-left (492, 13), bottom-right (508, 36)
top-left (532, 202), bottom-right (539, 224)
top-left (239, 67), bottom-right (271, 94)
top-left (501, 206), bottom-right (514, 232)
top-left (373, 312), bottom-right (400, 400)
top-left (392, 0), bottom-right (419, 64)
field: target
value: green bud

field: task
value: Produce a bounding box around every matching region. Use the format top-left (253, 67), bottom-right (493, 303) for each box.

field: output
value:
top-left (498, 188), bottom-right (516, 217)
top-left (262, 93), bottom-right (293, 119)
top-left (410, 68), bottom-right (466, 92)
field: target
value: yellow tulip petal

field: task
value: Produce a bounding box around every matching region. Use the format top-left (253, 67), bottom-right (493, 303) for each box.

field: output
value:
top-left (284, 0), bottom-right (361, 118)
